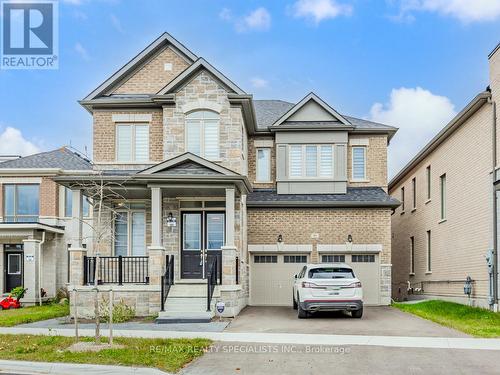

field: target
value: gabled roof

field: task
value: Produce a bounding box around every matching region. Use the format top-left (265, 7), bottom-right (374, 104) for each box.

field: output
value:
top-left (253, 100), bottom-right (295, 130)
top-left (0, 147), bottom-right (93, 171)
top-left (271, 92), bottom-right (351, 128)
top-left (83, 32), bottom-right (197, 101)
top-left (156, 58), bottom-right (245, 95)
top-left (136, 152), bottom-right (240, 176)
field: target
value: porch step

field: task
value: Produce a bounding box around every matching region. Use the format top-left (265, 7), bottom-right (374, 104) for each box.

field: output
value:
top-left (156, 310), bottom-right (214, 324)
top-left (168, 284), bottom-right (220, 298)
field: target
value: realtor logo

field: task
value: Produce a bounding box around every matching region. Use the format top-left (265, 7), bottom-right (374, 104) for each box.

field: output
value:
top-left (1, 0), bottom-right (58, 69)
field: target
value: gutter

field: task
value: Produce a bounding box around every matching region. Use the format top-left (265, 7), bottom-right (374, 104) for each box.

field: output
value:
top-left (38, 231), bottom-right (45, 306)
top-left (246, 200), bottom-right (400, 209)
top-left (491, 97), bottom-right (498, 309)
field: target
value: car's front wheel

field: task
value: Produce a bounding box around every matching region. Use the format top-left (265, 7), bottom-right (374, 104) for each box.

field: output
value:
top-left (292, 294), bottom-right (298, 310)
top-left (351, 308), bottom-right (363, 318)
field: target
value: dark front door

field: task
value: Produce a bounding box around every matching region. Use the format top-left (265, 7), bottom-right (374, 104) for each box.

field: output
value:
top-left (4, 245), bottom-right (23, 293)
top-left (181, 212), bottom-right (223, 279)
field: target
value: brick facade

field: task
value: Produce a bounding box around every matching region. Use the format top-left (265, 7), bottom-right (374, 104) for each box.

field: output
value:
top-left (40, 177), bottom-right (59, 217)
top-left (390, 102), bottom-right (493, 306)
top-left (247, 136), bottom-right (275, 189)
top-left (347, 135), bottom-right (388, 189)
top-left (93, 109), bottom-right (163, 164)
top-left (110, 46), bottom-right (189, 95)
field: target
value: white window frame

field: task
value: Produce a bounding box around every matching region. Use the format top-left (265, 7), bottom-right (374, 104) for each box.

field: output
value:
top-left (115, 123), bottom-right (150, 163)
top-left (351, 146), bottom-right (367, 181)
top-left (287, 144), bottom-right (334, 179)
top-left (185, 110), bottom-right (220, 160)
top-left (440, 173), bottom-right (446, 221)
top-left (63, 187), bottom-right (91, 218)
top-left (7, 254), bottom-right (22, 275)
top-left (412, 177), bottom-right (417, 210)
top-left (113, 209), bottom-right (147, 256)
top-left (410, 236), bottom-right (415, 275)
top-left (255, 147), bottom-right (271, 183)
top-left (426, 230), bottom-right (432, 273)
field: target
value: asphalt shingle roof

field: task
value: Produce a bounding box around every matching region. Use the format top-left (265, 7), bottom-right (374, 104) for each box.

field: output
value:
top-left (0, 147), bottom-right (93, 170)
top-left (253, 100), bottom-right (397, 131)
top-left (247, 187), bottom-right (400, 208)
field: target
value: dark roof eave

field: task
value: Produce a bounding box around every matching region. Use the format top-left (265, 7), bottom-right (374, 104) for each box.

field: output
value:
top-left (389, 91), bottom-right (491, 190)
top-left (246, 200), bottom-right (400, 208)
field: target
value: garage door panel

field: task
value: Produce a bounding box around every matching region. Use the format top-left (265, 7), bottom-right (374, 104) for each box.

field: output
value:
top-left (250, 254), bottom-right (307, 306)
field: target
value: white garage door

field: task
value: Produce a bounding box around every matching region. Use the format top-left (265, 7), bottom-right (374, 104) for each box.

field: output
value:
top-left (250, 254), bottom-right (309, 306)
top-left (320, 253), bottom-right (380, 305)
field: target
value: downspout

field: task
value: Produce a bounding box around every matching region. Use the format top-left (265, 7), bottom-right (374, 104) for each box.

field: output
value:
top-left (38, 230), bottom-right (46, 306)
top-left (491, 98), bottom-right (498, 310)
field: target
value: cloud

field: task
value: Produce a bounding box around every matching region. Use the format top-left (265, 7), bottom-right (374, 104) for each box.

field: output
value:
top-left (291, 0), bottom-right (352, 24)
top-left (395, 0), bottom-right (500, 23)
top-left (0, 127), bottom-right (41, 156)
top-left (220, 7), bottom-right (271, 32)
top-left (74, 42), bottom-right (90, 61)
top-left (250, 77), bottom-right (269, 89)
top-left (368, 87), bottom-right (457, 177)
top-left (110, 14), bottom-right (125, 33)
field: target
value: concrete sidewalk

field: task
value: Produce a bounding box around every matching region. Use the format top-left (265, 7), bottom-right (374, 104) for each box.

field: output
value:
top-left (2, 326), bottom-right (500, 351)
top-left (0, 360), bottom-right (171, 375)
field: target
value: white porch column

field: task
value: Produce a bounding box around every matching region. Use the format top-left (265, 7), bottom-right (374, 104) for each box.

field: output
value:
top-left (151, 187), bottom-right (163, 248)
top-left (22, 239), bottom-right (40, 304)
top-left (148, 186), bottom-right (165, 286)
top-left (70, 188), bottom-right (83, 249)
top-left (225, 188), bottom-right (235, 247)
top-left (222, 187), bottom-right (237, 286)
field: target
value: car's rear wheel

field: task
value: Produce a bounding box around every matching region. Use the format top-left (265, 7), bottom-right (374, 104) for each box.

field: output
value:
top-left (292, 294), bottom-right (298, 310)
top-left (351, 308), bottom-right (363, 318)
top-left (298, 303), bottom-right (309, 319)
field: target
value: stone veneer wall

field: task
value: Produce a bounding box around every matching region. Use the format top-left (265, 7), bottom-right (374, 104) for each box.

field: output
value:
top-left (162, 71), bottom-right (246, 174)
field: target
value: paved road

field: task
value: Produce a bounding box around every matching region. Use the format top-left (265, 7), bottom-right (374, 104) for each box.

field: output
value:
top-left (182, 342), bottom-right (500, 375)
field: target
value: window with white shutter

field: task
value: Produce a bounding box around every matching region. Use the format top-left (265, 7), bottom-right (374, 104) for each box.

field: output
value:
top-left (116, 123), bottom-right (149, 162)
top-left (185, 110), bottom-right (220, 160)
top-left (352, 147), bottom-right (366, 180)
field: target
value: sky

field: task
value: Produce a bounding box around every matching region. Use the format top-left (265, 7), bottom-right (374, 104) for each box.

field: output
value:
top-left (0, 0), bottom-right (499, 178)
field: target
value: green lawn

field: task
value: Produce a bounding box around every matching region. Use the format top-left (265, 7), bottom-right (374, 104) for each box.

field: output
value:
top-left (0, 304), bottom-right (69, 327)
top-left (393, 300), bottom-right (500, 338)
top-left (0, 334), bottom-right (211, 373)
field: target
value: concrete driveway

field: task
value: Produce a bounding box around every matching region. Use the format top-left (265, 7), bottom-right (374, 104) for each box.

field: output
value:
top-left (225, 306), bottom-right (468, 337)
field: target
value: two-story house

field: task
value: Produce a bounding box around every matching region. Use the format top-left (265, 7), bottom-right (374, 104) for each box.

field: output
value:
top-left (58, 33), bottom-right (399, 320)
top-left (0, 148), bottom-right (93, 304)
top-left (390, 43), bottom-right (500, 309)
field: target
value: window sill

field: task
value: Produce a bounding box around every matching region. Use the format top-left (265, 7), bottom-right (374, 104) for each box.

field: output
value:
top-left (425, 199), bottom-right (431, 204)
top-left (409, 273), bottom-right (415, 276)
top-left (350, 179), bottom-right (370, 183)
top-left (438, 218), bottom-right (447, 224)
top-left (400, 211), bottom-right (405, 215)
top-left (411, 208), bottom-right (416, 213)
top-left (425, 271), bottom-right (432, 275)
top-left (254, 181), bottom-right (273, 184)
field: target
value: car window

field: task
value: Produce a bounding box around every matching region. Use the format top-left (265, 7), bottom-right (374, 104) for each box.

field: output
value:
top-left (308, 267), bottom-right (354, 279)
top-left (298, 266), bottom-right (306, 278)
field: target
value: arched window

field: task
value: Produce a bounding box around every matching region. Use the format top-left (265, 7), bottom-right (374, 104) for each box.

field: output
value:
top-left (185, 110), bottom-right (219, 160)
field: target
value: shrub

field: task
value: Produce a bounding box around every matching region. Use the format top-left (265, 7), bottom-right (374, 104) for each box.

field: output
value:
top-left (55, 287), bottom-right (69, 303)
top-left (99, 298), bottom-right (135, 323)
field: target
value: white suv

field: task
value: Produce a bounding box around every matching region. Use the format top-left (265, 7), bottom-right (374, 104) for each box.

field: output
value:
top-left (292, 263), bottom-right (363, 319)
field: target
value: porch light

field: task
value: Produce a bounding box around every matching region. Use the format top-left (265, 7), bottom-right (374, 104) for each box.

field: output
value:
top-left (277, 234), bottom-right (283, 243)
top-left (166, 212), bottom-right (177, 227)
top-left (347, 234), bottom-right (353, 243)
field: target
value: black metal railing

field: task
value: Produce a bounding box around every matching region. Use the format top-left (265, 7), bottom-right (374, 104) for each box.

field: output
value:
top-left (83, 256), bottom-right (149, 285)
top-left (235, 256), bottom-right (239, 285)
top-left (206, 256), bottom-right (219, 311)
top-left (160, 255), bottom-right (175, 311)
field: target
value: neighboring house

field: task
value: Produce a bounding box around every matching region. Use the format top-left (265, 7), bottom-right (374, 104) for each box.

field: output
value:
top-left (0, 147), bottom-right (93, 304)
top-left (390, 43), bottom-right (500, 309)
top-left (55, 32), bottom-right (399, 319)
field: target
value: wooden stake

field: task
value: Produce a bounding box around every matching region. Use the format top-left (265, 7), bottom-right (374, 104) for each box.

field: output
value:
top-left (94, 288), bottom-right (100, 344)
top-left (109, 289), bottom-right (113, 345)
top-left (73, 289), bottom-right (79, 343)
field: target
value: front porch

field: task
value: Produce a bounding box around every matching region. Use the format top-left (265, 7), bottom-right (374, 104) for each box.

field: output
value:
top-left (57, 153), bottom-right (251, 319)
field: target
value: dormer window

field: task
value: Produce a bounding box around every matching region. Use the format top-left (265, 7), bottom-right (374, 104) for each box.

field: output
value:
top-left (185, 110), bottom-right (220, 160)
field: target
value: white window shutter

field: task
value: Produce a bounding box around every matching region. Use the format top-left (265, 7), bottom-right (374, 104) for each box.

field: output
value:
top-left (134, 125), bottom-right (149, 162)
top-left (319, 145), bottom-right (333, 177)
top-left (117, 125), bottom-right (132, 162)
top-left (204, 121), bottom-right (219, 160)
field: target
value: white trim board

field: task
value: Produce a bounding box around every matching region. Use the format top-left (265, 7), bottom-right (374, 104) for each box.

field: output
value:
top-left (248, 244), bottom-right (312, 253)
top-left (318, 244), bottom-right (382, 253)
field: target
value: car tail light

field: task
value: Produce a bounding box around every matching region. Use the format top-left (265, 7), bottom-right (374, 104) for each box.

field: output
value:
top-left (301, 282), bottom-right (326, 289)
top-left (343, 282), bottom-right (362, 288)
